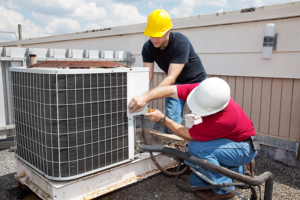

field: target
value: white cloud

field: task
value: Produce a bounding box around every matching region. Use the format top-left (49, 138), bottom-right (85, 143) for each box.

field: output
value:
top-left (31, 12), bottom-right (51, 23)
top-left (218, 9), bottom-right (224, 12)
top-left (0, 0), bottom-right (147, 41)
top-left (0, 6), bottom-right (23, 31)
top-left (0, 1), bottom-right (20, 9)
top-left (100, 2), bottom-right (147, 27)
top-left (0, 6), bottom-right (46, 40)
top-left (148, 1), bottom-right (164, 9)
top-left (72, 2), bottom-right (107, 20)
top-left (31, 0), bottom-right (81, 9)
top-left (169, 0), bottom-right (195, 18)
top-left (84, 22), bottom-right (101, 30)
top-left (205, 0), bottom-right (227, 7)
top-left (30, 12), bottom-right (82, 35)
top-left (228, 0), bottom-right (250, 9)
top-left (169, 0), bottom-right (228, 18)
top-left (169, 0), bottom-right (227, 18)
top-left (254, 0), bottom-right (264, 7)
top-left (29, 0), bottom-right (147, 30)
top-left (148, 1), bottom-right (155, 8)
top-left (30, 1), bottom-right (106, 21)
top-left (27, 0), bottom-right (83, 14)
top-left (22, 20), bottom-right (48, 39)
top-left (2, 5), bottom-right (80, 37)
top-left (44, 18), bottom-right (81, 35)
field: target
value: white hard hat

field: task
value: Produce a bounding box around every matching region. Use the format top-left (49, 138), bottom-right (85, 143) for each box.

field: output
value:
top-left (187, 77), bottom-right (230, 117)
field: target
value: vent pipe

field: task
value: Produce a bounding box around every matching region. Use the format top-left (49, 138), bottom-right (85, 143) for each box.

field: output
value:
top-left (29, 51), bottom-right (37, 65)
top-left (18, 24), bottom-right (22, 40)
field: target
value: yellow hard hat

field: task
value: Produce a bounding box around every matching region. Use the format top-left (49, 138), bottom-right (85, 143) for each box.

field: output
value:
top-left (144, 9), bottom-right (173, 37)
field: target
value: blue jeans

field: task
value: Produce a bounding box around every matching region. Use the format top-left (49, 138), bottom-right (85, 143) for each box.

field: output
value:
top-left (164, 96), bottom-right (185, 133)
top-left (188, 139), bottom-right (257, 194)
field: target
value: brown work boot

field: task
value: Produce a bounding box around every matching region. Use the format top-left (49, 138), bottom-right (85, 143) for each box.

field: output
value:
top-left (236, 159), bottom-right (255, 189)
top-left (245, 159), bottom-right (255, 178)
top-left (194, 189), bottom-right (236, 200)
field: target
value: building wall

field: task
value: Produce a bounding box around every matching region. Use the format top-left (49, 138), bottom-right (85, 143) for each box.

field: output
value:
top-left (12, 16), bottom-right (300, 78)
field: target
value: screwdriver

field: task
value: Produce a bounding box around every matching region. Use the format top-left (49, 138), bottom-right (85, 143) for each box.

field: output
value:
top-left (147, 104), bottom-right (153, 113)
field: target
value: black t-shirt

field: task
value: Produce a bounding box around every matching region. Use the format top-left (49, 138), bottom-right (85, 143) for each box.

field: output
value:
top-left (142, 32), bottom-right (207, 84)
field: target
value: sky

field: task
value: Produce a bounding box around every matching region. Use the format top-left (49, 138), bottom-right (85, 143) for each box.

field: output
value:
top-left (0, 0), bottom-right (297, 42)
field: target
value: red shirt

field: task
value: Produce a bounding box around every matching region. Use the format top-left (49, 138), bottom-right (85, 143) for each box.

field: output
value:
top-left (177, 83), bottom-right (256, 142)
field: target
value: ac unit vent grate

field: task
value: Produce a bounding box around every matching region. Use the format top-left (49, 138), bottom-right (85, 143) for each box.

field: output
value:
top-left (12, 71), bottom-right (129, 180)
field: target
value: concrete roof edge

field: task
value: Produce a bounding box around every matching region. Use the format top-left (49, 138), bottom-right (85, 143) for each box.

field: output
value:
top-left (0, 1), bottom-right (300, 47)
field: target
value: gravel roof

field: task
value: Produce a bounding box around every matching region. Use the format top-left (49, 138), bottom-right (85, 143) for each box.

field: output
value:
top-left (0, 148), bottom-right (299, 200)
top-left (0, 149), bottom-right (18, 200)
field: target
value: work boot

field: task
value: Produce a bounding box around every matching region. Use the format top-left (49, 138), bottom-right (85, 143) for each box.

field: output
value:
top-left (194, 189), bottom-right (236, 200)
top-left (245, 159), bottom-right (255, 178)
top-left (237, 159), bottom-right (255, 189)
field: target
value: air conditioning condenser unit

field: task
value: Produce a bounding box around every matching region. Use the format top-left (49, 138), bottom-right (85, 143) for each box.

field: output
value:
top-left (10, 66), bottom-right (149, 181)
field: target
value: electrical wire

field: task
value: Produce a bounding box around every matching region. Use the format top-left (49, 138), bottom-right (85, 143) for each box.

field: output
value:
top-left (0, 31), bottom-right (18, 39)
top-left (259, 185), bottom-right (262, 200)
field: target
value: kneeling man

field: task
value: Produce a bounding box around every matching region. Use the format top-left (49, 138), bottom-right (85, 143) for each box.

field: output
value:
top-left (129, 77), bottom-right (257, 200)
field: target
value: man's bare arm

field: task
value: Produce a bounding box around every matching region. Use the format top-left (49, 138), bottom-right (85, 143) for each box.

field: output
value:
top-left (129, 85), bottom-right (178, 113)
top-left (163, 117), bottom-right (192, 141)
top-left (157, 63), bottom-right (184, 87)
top-left (129, 63), bottom-right (184, 113)
top-left (143, 62), bottom-right (154, 84)
top-left (144, 109), bottom-right (192, 141)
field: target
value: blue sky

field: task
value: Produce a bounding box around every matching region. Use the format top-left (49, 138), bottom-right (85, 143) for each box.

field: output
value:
top-left (0, 0), bottom-right (297, 42)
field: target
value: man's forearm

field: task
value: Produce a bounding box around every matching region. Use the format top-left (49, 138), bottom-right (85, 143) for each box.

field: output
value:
top-left (157, 76), bottom-right (175, 87)
top-left (163, 117), bottom-right (192, 141)
top-left (144, 85), bottom-right (178, 102)
top-left (129, 76), bottom-right (178, 113)
top-left (143, 109), bottom-right (192, 141)
top-left (149, 73), bottom-right (153, 84)
top-left (148, 67), bottom-right (154, 84)
top-left (143, 62), bottom-right (154, 84)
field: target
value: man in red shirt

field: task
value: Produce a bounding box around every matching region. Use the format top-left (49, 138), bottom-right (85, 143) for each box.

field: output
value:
top-left (129, 78), bottom-right (257, 200)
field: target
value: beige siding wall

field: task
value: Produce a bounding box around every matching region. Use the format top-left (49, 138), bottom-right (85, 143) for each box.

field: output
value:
top-left (150, 72), bottom-right (300, 142)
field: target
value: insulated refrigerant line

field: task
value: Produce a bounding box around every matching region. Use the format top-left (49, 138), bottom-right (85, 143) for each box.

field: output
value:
top-left (141, 115), bottom-right (188, 176)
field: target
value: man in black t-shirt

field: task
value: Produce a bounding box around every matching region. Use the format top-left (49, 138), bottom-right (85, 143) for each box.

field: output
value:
top-left (131, 9), bottom-right (207, 133)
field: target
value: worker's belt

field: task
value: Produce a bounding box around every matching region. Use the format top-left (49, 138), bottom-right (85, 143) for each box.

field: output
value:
top-left (244, 136), bottom-right (261, 151)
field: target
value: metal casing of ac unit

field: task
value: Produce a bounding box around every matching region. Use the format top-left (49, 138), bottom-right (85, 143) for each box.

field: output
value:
top-left (10, 66), bottom-right (149, 180)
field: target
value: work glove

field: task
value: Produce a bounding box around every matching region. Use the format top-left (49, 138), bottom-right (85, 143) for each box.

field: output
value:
top-left (184, 113), bottom-right (202, 129)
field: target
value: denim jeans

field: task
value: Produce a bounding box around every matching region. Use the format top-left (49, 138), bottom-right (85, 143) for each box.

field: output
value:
top-left (164, 96), bottom-right (185, 133)
top-left (188, 139), bottom-right (257, 194)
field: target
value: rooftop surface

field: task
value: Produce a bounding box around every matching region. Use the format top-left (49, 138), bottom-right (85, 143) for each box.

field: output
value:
top-left (0, 148), bottom-right (299, 200)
